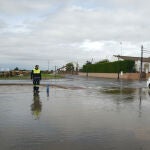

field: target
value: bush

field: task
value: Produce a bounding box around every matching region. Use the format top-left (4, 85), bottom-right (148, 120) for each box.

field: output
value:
top-left (81, 60), bottom-right (135, 73)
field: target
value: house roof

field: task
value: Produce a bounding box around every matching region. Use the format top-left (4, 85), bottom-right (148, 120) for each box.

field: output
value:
top-left (57, 65), bottom-right (66, 70)
top-left (113, 55), bottom-right (150, 62)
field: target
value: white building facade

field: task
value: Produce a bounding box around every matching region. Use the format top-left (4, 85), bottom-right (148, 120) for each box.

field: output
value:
top-left (114, 55), bottom-right (150, 73)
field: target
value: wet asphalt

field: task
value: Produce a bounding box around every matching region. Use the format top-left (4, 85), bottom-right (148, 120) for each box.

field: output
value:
top-left (0, 76), bottom-right (150, 150)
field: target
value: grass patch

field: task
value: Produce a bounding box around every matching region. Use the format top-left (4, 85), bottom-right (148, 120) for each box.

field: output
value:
top-left (0, 73), bottom-right (63, 80)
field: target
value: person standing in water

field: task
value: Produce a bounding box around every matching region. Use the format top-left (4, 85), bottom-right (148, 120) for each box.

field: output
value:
top-left (31, 65), bottom-right (42, 93)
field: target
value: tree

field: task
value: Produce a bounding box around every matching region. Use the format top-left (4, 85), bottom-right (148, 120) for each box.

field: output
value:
top-left (86, 61), bottom-right (92, 65)
top-left (66, 62), bottom-right (74, 72)
top-left (96, 59), bottom-right (109, 64)
top-left (14, 67), bottom-right (19, 71)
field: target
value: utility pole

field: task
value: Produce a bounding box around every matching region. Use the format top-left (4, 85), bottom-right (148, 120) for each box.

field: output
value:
top-left (76, 62), bottom-right (79, 75)
top-left (86, 64), bottom-right (88, 77)
top-left (117, 55), bottom-right (120, 79)
top-left (55, 66), bottom-right (56, 77)
top-left (120, 42), bottom-right (122, 56)
top-left (140, 45), bottom-right (143, 80)
top-left (48, 60), bottom-right (49, 72)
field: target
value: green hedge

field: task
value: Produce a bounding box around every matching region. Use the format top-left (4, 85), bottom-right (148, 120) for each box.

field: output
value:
top-left (81, 60), bottom-right (135, 73)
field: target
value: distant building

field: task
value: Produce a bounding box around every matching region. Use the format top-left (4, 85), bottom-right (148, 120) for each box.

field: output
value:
top-left (114, 55), bottom-right (150, 73)
top-left (59, 66), bottom-right (66, 72)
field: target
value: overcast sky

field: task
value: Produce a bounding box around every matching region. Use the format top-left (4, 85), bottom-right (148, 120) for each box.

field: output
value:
top-left (0, 0), bottom-right (150, 70)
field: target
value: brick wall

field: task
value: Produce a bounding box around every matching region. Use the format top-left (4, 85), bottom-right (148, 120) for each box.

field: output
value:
top-left (79, 72), bottom-right (141, 80)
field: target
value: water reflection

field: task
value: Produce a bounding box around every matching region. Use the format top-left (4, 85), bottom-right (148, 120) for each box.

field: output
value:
top-left (138, 88), bottom-right (142, 117)
top-left (1, 81), bottom-right (150, 150)
top-left (46, 84), bottom-right (50, 97)
top-left (100, 87), bottom-right (136, 104)
top-left (101, 87), bottom-right (136, 95)
top-left (99, 86), bottom-right (149, 117)
top-left (148, 90), bottom-right (150, 96)
top-left (31, 93), bottom-right (42, 120)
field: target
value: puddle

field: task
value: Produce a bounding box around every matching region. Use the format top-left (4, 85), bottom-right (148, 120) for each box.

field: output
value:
top-left (0, 78), bottom-right (150, 150)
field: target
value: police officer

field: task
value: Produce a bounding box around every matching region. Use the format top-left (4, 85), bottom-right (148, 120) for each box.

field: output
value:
top-left (31, 65), bottom-right (42, 93)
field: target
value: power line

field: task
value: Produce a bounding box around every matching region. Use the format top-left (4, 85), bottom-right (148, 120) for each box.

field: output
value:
top-left (141, 49), bottom-right (150, 56)
top-left (143, 52), bottom-right (150, 55)
top-left (143, 49), bottom-right (150, 51)
top-left (143, 50), bottom-right (150, 53)
top-left (143, 49), bottom-right (150, 52)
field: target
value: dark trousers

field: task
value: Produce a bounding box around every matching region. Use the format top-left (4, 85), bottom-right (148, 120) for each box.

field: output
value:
top-left (33, 78), bottom-right (40, 92)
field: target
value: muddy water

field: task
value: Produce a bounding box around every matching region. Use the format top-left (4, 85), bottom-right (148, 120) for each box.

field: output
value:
top-left (0, 77), bottom-right (150, 150)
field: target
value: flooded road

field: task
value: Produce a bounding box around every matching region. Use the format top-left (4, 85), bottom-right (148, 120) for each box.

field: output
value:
top-left (0, 76), bottom-right (150, 150)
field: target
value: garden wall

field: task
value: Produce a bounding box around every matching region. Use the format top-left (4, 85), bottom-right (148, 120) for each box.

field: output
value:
top-left (78, 72), bottom-right (142, 80)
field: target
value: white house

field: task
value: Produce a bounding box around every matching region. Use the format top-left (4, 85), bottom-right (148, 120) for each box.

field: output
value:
top-left (114, 55), bottom-right (150, 73)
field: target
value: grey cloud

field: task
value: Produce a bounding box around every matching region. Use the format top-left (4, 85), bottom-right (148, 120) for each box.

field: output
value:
top-left (33, 6), bottom-right (150, 42)
top-left (0, 0), bottom-right (71, 14)
top-left (0, 0), bottom-right (150, 69)
top-left (0, 0), bottom-right (50, 14)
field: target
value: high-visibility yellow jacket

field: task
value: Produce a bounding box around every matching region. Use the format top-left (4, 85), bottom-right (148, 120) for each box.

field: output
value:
top-left (31, 69), bottom-right (41, 80)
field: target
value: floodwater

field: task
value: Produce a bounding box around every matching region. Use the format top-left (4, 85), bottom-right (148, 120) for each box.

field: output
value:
top-left (0, 76), bottom-right (150, 150)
